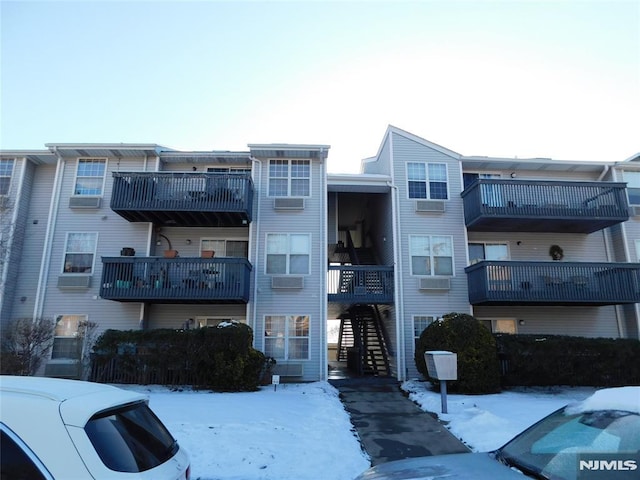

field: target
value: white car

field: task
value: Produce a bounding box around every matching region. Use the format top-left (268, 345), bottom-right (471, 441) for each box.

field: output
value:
top-left (356, 386), bottom-right (640, 480)
top-left (0, 376), bottom-right (190, 480)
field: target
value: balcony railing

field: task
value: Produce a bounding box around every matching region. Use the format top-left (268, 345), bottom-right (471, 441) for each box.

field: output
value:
top-left (461, 179), bottom-right (628, 233)
top-left (110, 172), bottom-right (254, 227)
top-left (328, 266), bottom-right (394, 304)
top-left (100, 257), bottom-right (252, 304)
top-left (465, 260), bottom-right (640, 306)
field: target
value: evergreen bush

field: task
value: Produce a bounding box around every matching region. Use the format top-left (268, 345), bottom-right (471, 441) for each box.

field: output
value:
top-left (415, 312), bottom-right (501, 394)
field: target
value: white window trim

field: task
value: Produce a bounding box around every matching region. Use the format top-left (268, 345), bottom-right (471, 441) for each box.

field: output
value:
top-left (62, 232), bottom-right (98, 274)
top-left (51, 314), bottom-right (86, 361)
top-left (412, 315), bottom-right (438, 354)
top-left (263, 314), bottom-right (311, 361)
top-left (267, 159), bottom-right (312, 198)
top-left (468, 241), bottom-right (511, 265)
top-left (200, 237), bottom-right (249, 257)
top-left (405, 161), bottom-right (449, 200)
top-left (0, 158), bottom-right (15, 196)
top-left (73, 157), bottom-right (108, 197)
top-left (265, 232), bottom-right (312, 276)
top-left (624, 171), bottom-right (640, 206)
top-left (408, 234), bottom-right (455, 277)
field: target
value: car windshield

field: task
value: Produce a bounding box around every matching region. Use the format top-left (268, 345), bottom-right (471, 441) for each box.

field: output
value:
top-left (498, 408), bottom-right (640, 480)
top-left (85, 400), bottom-right (179, 473)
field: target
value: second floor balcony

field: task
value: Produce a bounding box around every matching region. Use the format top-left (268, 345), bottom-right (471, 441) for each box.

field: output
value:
top-left (465, 260), bottom-right (640, 306)
top-left (100, 256), bottom-right (252, 304)
top-left (111, 172), bottom-right (254, 227)
top-left (461, 179), bottom-right (629, 233)
top-left (328, 265), bottom-right (394, 304)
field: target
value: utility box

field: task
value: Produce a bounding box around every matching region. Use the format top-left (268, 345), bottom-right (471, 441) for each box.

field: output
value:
top-left (425, 351), bottom-right (457, 380)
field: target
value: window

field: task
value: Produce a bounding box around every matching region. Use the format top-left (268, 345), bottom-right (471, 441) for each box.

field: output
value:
top-left (624, 171), bottom-right (640, 205)
top-left (207, 167), bottom-right (252, 175)
top-left (0, 159), bottom-right (14, 195)
top-left (264, 315), bottom-right (310, 360)
top-left (266, 233), bottom-right (310, 274)
top-left (480, 319), bottom-right (516, 334)
top-left (268, 159), bottom-right (310, 196)
top-left (196, 317), bottom-right (245, 328)
top-left (52, 315), bottom-right (84, 360)
top-left (74, 158), bottom-right (106, 195)
top-left (407, 162), bottom-right (448, 199)
top-left (200, 239), bottom-right (248, 258)
top-left (413, 315), bottom-right (437, 346)
top-left (1, 430), bottom-right (48, 480)
top-left (63, 233), bottom-right (97, 273)
top-left (468, 242), bottom-right (509, 264)
top-left (409, 235), bottom-right (453, 276)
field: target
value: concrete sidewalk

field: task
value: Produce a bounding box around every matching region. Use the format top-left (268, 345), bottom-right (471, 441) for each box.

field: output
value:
top-left (330, 377), bottom-right (469, 466)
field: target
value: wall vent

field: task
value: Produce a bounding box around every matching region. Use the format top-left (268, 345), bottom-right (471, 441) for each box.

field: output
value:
top-left (273, 197), bottom-right (305, 210)
top-left (272, 363), bottom-right (304, 377)
top-left (57, 275), bottom-right (92, 289)
top-left (415, 200), bottom-right (445, 213)
top-left (69, 196), bottom-right (101, 208)
top-left (271, 276), bottom-right (304, 289)
top-left (419, 277), bottom-right (451, 290)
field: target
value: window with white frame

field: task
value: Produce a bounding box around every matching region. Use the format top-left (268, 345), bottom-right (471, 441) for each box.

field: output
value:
top-left (74, 158), bottom-right (106, 195)
top-left (413, 315), bottom-right (437, 345)
top-left (196, 317), bottom-right (245, 328)
top-left (0, 159), bottom-right (14, 195)
top-left (409, 235), bottom-right (453, 276)
top-left (407, 162), bottom-right (448, 200)
top-left (200, 239), bottom-right (248, 258)
top-left (264, 315), bottom-right (310, 360)
top-left (624, 171), bottom-right (640, 205)
top-left (266, 233), bottom-right (310, 274)
top-left (52, 315), bottom-right (85, 359)
top-left (268, 159), bottom-right (310, 197)
top-left (63, 233), bottom-right (97, 273)
top-left (207, 167), bottom-right (252, 175)
top-left (468, 242), bottom-right (509, 264)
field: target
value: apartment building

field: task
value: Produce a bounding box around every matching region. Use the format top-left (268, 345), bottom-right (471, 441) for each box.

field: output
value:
top-left (1, 126), bottom-right (638, 382)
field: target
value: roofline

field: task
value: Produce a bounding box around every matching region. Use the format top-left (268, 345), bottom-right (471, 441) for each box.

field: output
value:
top-left (385, 125), bottom-right (462, 159)
top-left (45, 142), bottom-right (165, 150)
top-left (461, 155), bottom-right (615, 167)
top-left (248, 143), bottom-right (330, 150)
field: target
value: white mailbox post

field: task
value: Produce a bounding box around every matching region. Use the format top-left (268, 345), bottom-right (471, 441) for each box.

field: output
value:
top-left (424, 351), bottom-right (457, 413)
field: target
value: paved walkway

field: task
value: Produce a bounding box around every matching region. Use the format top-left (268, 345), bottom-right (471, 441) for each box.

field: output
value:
top-left (330, 377), bottom-right (469, 466)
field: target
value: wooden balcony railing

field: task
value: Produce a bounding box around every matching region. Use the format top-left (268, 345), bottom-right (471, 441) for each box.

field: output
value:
top-left (465, 260), bottom-right (640, 306)
top-left (110, 172), bottom-right (253, 226)
top-left (461, 179), bottom-right (628, 233)
top-left (328, 265), bottom-right (394, 304)
top-left (100, 257), bottom-right (252, 304)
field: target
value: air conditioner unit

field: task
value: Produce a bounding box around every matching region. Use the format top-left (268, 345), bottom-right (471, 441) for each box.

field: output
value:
top-left (69, 196), bottom-right (101, 208)
top-left (419, 277), bottom-right (451, 290)
top-left (272, 363), bottom-right (304, 377)
top-left (44, 362), bottom-right (79, 378)
top-left (415, 200), bottom-right (445, 213)
top-left (57, 275), bottom-right (92, 289)
top-left (271, 276), bottom-right (304, 289)
top-left (273, 198), bottom-right (305, 210)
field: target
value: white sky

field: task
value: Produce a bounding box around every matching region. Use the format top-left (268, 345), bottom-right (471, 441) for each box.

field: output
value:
top-left (1, 0), bottom-right (638, 173)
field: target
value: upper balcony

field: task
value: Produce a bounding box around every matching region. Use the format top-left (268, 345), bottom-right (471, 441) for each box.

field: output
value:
top-left (327, 265), bottom-right (394, 304)
top-left (461, 179), bottom-right (628, 233)
top-left (110, 172), bottom-right (254, 227)
top-left (465, 260), bottom-right (640, 306)
top-left (100, 256), bottom-right (252, 304)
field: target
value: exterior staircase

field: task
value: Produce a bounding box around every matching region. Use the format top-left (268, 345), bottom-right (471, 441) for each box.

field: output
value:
top-left (337, 305), bottom-right (390, 376)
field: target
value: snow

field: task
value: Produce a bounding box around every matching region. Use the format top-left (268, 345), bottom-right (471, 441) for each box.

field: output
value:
top-left (119, 381), bottom-right (638, 479)
top-left (565, 386), bottom-right (640, 415)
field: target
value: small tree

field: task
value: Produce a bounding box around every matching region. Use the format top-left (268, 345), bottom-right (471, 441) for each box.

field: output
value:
top-left (415, 312), bottom-right (501, 394)
top-left (76, 320), bottom-right (99, 380)
top-left (0, 317), bottom-right (55, 375)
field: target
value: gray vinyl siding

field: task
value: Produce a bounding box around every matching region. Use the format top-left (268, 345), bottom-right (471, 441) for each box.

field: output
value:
top-left (362, 135), bottom-right (392, 175)
top-left (249, 155), bottom-right (326, 381)
top-left (367, 193), bottom-right (394, 265)
top-left (391, 132), bottom-right (470, 379)
top-left (9, 163), bottom-right (55, 322)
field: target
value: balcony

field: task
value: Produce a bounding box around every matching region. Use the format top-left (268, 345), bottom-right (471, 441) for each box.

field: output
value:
top-left (111, 172), bottom-right (253, 227)
top-left (328, 266), bottom-right (394, 304)
top-left (100, 257), bottom-right (252, 304)
top-left (465, 260), bottom-right (640, 306)
top-left (461, 179), bottom-right (628, 233)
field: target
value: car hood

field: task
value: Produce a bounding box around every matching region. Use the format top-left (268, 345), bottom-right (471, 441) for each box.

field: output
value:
top-left (355, 452), bottom-right (527, 480)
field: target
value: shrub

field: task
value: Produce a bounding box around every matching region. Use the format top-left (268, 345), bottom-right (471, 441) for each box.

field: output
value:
top-left (91, 322), bottom-right (268, 392)
top-left (0, 317), bottom-right (54, 375)
top-left (415, 312), bottom-right (501, 394)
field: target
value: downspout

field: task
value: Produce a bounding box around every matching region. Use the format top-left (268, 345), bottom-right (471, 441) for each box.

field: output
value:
top-left (0, 157), bottom-right (27, 308)
top-left (250, 156), bottom-right (262, 346)
top-left (320, 150), bottom-right (328, 380)
top-left (34, 148), bottom-right (65, 319)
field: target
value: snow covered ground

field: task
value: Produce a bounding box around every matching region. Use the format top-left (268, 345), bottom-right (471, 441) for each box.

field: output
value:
top-left (128, 381), bottom-right (599, 480)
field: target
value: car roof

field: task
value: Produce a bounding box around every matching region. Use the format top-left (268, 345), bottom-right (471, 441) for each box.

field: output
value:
top-left (0, 376), bottom-right (148, 427)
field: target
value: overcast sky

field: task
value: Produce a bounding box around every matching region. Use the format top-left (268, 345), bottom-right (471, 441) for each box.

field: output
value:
top-left (1, 0), bottom-right (638, 173)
